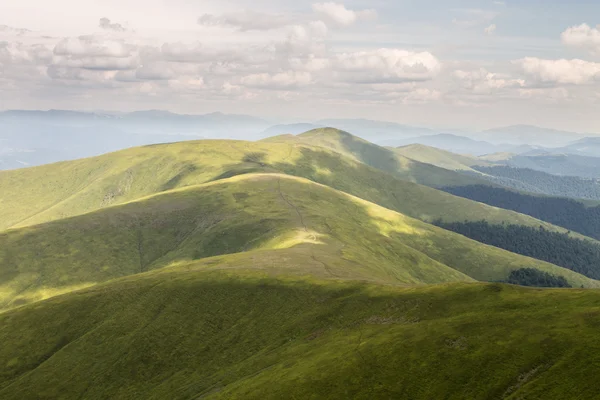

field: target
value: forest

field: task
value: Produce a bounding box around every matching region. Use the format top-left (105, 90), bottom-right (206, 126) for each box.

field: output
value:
top-left (469, 166), bottom-right (600, 200)
top-left (443, 185), bottom-right (600, 240)
top-left (504, 268), bottom-right (571, 288)
top-left (433, 219), bottom-right (600, 279)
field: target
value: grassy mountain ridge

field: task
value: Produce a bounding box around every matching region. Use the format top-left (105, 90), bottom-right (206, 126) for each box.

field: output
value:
top-left (268, 127), bottom-right (492, 187)
top-left (393, 143), bottom-right (495, 171)
top-left (0, 136), bottom-right (580, 240)
top-left (2, 269), bottom-right (600, 399)
top-left (2, 173), bottom-right (597, 311)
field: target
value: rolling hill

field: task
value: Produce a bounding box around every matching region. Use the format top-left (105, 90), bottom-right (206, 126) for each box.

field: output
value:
top-left (264, 128), bottom-right (493, 188)
top-left (4, 173), bottom-right (597, 311)
top-left (3, 132), bottom-right (600, 399)
top-left (2, 267), bottom-right (600, 399)
top-left (0, 133), bottom-right (581, 240)
top-left (393, 143), bottom-right (495, 171)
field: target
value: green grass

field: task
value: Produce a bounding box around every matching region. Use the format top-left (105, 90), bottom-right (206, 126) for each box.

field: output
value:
top-left (0, 136), bottom-right (585, 241)
top-left (266, 127), bottom-right (493, 187)
top-left (1, 173), bottom-right (596, 311)
top-left (393, 143), bottom-right (495, 171)
top-left (1, 269), bottom-right (600, 399)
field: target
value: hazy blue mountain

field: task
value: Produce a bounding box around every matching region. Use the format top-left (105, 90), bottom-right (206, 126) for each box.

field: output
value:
top-left (477, 125), bottom-right (587, 147)
top-left (317, 118), bottom-right (435, 143)
top-left (261, 123), bottom-right (324, 137)
top-left (0, 110), bottom-right (271, 170)
top-left (499, 153), bottom-right (600, 179)
top-left (392, 134), bottom-right (501, 156)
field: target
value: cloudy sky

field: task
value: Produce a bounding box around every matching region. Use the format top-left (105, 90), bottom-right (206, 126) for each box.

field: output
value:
top-left (1, 0), bottom-right (600, 131)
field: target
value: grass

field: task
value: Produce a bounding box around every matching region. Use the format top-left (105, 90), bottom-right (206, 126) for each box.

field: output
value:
top-left (1, 173), bottom-right (596, 311)
top-left (2, 133), bottom-right (600, 398)
top-left (1, 269), bottom-right (600, 399)
top-left (0, 134), bottom-right (585, 241)
top-left (393, 143), bottom-right (495, 171)
top-left (266, 127), bottom-right (493, 187)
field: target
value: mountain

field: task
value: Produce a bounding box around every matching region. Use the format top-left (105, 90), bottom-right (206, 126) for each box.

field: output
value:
top-left (0, 133), bottom-right (569, 234)
top-left (3, 133), bottom-right (600, 398)
top-left (561, 137), bottom-right (600, 157)
top-left (471, 166), bottom-right (600, 200)
top-left (502, 153), bottom-right (600, 179)
top-left (0, 110), bottom-right (271, 170)
top-left (316, 118), bottom-right (435, 143)
top-left (390, 133), bottom-right (501, 156)
top-left (261, 123), bottom-right (324, 137)
top-left (393, 144), bottom-right (495, 171)
top-left (478, 125), bottom-right (587, 147)
top-left (6, 172), bottom-right (597, 311)
top-left (3, 267), bottom-right (600, 399)
top-left (444, 185), bottom-right (600, 241)
top-left (265, 128), bottom-right (493, 188)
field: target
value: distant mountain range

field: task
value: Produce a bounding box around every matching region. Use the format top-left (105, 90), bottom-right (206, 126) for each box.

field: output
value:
top-left (2, 109), bottom-right (600, 170)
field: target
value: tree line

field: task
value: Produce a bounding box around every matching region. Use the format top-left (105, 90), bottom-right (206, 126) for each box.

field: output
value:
top-left (433, 219), bottom-right (600, 280)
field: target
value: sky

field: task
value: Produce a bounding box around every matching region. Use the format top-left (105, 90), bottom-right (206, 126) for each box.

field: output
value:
top-left (1, 0), bottom-right (600, 131)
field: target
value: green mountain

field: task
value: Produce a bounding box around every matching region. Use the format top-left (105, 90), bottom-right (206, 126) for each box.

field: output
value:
top-left (393, 143), bottom-right (495, 171)
top-left (263, 128), bottom-right (492, 187)
top-left (3, 268), bottom-right (600, 399)
top-left (5, 173), bottom-right (596, 311)
top-left (0, 135), bottom-right (574, 236)
top-left (3, 133), bottom-right (600, 399)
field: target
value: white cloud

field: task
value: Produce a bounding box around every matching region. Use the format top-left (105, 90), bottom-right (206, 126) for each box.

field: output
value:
top-left (54, 36), bottom-right (133, 58)
top-left (239, 71), bottom-right (313, 89)
top-left (311, 3), bottom-right (377, 27)
top-left (0, 25), bottom-right (31, 37)
top-left (454, 68), bottom-right (525, 94)
top-left (99, 18), bottom-right (127, 32)
top-left (198, 11), bottom-right (293, 31)
top-left (484, 24), bottom-right (497, 35)
top-left (561, 23), bottom-right (600, 54)
top-left (334, 49), bottom-right (441, 83)
top-left (516, 57), bottom-right (600, 85)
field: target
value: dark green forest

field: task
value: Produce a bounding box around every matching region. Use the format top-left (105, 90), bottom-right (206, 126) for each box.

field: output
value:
top-left (504, 268), bottom-right (571, 288)
top-left (443, 185), bottom-right (600, 240)
top-left (469, 166), bottom-right (600, 200)
top-left (433, 219), bottom-right (600, 279)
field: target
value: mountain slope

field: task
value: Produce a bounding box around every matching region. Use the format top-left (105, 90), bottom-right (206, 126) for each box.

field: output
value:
top-left (2, 269), bottom-right (600, 399)
top-left (268, 127), bottom-right (493, 187)
top-left (393, 143), bottom-right (495, 171)
top-left (0, 137), bottom-right (578, 238)
top-left (2, 173), bottom-right (597, 311)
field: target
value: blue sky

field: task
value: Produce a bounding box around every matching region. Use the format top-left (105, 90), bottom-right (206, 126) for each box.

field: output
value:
top-left (1, 0), bottom-right (600, 131)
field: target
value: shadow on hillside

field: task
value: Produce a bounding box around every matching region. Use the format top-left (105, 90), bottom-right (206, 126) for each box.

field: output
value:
top-left (338, 131), bottom-right (404, 175)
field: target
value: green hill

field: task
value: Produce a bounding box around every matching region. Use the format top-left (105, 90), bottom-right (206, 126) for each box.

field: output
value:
top-left (393, 143), bottom-right (495, 171)
top-left (265, 128), bottom-right (492, 187)
top-left (2, 268), bottom-right (600, 399)
top-left (0, 136), bottom-right (581, 240)
top-left (2, 173), bottom-right (597, 311)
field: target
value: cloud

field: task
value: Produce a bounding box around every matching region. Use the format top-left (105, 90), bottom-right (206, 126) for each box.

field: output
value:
top-left (54, 36), bottom-right (134, 58)
top-left (311, 3), bottom-right (377, 26)
top-left (334, 49), bottom-right (441, 83)
top-left (135, 63), bottom-right (176, 80)
top-left (99, 18), bottom-right (127, 32)
top-left (516, 57), bottom-right (600, 85)
top-left (484, 24), bottom-right (497, 35)
top-left (53, 56), bottom-right (139, 71)
top-left (561, 23), bottom-right (600, 54)
top-left (454, 68), bottom-right (525, 94)
top-left (0, 25), bottom-right (31, 36)
top-left (239, 71), bottom-right (313, 89)
top-left (198, 11), bottom-right (293, 31)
